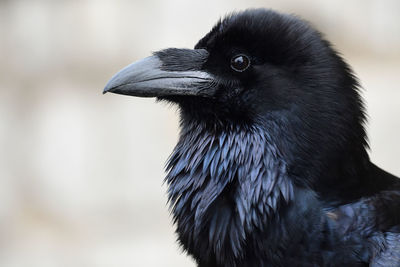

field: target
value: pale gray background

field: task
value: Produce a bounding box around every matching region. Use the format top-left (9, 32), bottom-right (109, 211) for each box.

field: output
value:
top-left (0, 0), bottom-right (399, 266)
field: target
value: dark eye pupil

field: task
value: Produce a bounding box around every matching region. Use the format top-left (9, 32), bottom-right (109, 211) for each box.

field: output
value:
top-left (231, 55), bottom-right (250, 72)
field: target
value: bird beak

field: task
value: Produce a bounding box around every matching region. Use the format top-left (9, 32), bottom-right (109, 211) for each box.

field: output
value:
top-left (103, 48), bottom-right (216, 97)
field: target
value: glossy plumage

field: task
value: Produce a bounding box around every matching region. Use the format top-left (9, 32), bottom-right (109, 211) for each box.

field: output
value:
top-left (104, 8), bottom-right (400, 266)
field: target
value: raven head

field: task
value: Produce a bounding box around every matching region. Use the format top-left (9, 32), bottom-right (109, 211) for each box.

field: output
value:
top-left (104, 9), bottom-right (368, 198)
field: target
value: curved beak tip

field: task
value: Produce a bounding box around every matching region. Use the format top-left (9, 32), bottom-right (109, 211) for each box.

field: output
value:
top-left (103, 84), bottom-right (113, 94)
top-left (103, 78), bottom-right (121, 95)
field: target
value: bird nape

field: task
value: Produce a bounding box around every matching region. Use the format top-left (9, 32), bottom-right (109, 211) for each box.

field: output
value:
top-left (103, 8), bottom-right (400, 267)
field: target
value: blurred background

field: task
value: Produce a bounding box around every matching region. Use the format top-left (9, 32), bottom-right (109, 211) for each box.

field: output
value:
top-left (0, 0), bottom-right (399, 266)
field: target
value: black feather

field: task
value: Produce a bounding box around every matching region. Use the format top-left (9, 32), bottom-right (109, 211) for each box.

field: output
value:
top-left (105, 8), bottom-right (400, 267)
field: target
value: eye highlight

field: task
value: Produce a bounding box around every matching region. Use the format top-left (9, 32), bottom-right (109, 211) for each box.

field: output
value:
top-left (230, 54), bottom-right (250, 72)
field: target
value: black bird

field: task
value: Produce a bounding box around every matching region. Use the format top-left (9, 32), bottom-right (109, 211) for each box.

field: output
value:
top-left (104, 9), bottom-right (400, 266)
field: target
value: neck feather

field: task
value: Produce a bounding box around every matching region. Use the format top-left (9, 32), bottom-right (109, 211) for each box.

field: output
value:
top-left (165, 122), bottom-right (293, 265)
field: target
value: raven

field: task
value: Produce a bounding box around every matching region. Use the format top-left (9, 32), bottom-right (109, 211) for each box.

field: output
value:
top-left (104, 9), bottom-right (400, 266)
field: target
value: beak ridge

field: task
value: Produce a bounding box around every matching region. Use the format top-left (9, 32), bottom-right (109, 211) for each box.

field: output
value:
top-left (103, 49), bottom-right (215, 98)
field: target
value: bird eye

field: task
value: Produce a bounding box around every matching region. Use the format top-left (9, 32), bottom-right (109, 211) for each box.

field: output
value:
top-left (230, 54), bottom-right (250, 72)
